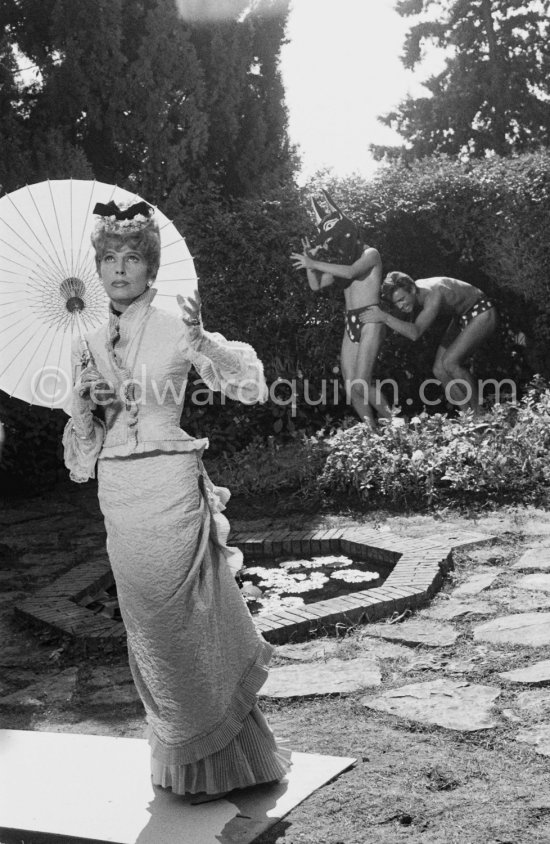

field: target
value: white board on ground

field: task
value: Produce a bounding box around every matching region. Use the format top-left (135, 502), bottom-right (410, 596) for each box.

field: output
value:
top-left (0, 729), bottom-right (355, 844)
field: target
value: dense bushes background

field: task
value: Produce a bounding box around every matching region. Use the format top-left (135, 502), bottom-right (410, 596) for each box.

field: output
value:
top-left (319, 384), bottom-right (550, 509)
top-left (172, 152), bottom-right (544, 448)
top-left (206, 379), bottom-right (550, 512)
top-left (2, 151), bottom-right (550, 490)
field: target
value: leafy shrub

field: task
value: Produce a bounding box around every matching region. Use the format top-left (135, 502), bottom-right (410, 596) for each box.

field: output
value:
top-left (0, 394), bottom-right (66, 494)
top-left (318, 379), bottom-right (550, 510)
top-left (203, 433), bottom-right (328, 498)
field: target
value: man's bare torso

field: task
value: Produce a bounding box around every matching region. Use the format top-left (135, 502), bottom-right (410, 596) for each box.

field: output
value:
top-left (416, 277), bottom-right (484, 317)
top-left (344, 248), bottom-right (382, 310)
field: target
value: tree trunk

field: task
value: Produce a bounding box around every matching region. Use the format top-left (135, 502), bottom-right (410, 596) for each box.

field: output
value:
top-left (479, 0), bottom-right (507, 155)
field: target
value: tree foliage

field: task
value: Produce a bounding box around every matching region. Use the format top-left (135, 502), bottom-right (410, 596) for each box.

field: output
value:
top-left (188, 2), bottom-right (296, 196)
top-left (372, 0), bottom-right (550, 161)
top-left (1, 0), bottom-right (294, 201)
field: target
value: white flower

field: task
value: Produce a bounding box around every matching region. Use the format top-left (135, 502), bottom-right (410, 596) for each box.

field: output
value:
top-left (257, 595), bottom-right (305, 616)
top-left (281, 560), bottom-right (308, 570)
top-left (411, 449), bottom-right (424, 463)
top-left (330, 569), bottom-right (379, 583)
top-left (310, 555), bottom-right (353, 568)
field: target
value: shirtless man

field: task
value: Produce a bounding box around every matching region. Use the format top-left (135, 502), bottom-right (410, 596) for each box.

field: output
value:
top-left (290, 191), bottom-right (392, 426)
top-left (362, 272), bottom-right (498, 412)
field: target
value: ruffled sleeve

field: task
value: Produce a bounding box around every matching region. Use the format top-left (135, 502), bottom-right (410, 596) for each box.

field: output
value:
top-left (62, 336), bottom-right (106, 483)
top-left (182, 328), bottom-right (268, 405)
top-left (62, 416), bottom-right (106, 483)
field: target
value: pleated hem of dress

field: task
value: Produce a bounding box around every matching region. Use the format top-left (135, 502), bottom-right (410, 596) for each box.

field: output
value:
top-left (151, 705), bottom-right (292, 795)
top-left (147, 638), bottom-right (275, 766)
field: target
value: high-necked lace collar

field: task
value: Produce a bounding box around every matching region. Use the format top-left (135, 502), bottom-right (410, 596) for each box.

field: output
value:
top-left (106, 287), bottom-right (157, 365)
top-left (108, 286), bottom-right (157, 331)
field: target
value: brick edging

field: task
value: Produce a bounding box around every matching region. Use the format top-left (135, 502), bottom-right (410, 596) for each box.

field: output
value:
top-left (14, 528), bottom-right (495, 648)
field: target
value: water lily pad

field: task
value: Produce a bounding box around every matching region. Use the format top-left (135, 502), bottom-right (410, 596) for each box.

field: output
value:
top-left (330, 569), bottom-right (379, 583)
top-left (257, 595), bottom-right (306, 616)
top-left (241, 553), bottom-right (385, 614)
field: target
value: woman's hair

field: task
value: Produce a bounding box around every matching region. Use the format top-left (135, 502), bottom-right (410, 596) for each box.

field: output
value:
top-left (381, 271), bottom-right (415, 303)
top-left (91, 219), bottom-right (161, 280)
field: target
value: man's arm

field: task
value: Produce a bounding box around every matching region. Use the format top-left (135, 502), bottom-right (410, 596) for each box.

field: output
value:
top-left (306, 268), bottom-right (335, 291)
top-left (291, 246), bottom-right (380, 282)
top-left (306, 247), bottom-right (380, 281)
top-left (290, 238), bottom-right (337, 291)
top-left (361, 293), bottom-right (442, 341)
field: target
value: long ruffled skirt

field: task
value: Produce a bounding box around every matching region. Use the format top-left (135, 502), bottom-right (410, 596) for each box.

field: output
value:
top-left (97, 450), bottom-right (290, 795)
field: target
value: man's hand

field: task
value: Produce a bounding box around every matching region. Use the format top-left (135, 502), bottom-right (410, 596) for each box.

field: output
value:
top-left (360, 305), bottom-right (386, 324)
top-left (290, 251), bottom-right (312, 271)
top-left (290, 236), bottom-right (322, 271)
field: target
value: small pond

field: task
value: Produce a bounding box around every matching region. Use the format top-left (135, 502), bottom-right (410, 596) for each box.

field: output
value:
top-left (238, 553), bottom-right (386, 616)
top-left (75, 553), bottom-right (387, 621)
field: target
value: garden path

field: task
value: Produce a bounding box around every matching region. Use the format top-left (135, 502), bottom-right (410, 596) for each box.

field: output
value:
top-left (1, 481), bottom-right (550, 842)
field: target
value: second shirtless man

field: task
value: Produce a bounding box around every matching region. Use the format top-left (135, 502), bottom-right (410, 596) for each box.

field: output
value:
top-left (362, 272), bottom-right (498, 413)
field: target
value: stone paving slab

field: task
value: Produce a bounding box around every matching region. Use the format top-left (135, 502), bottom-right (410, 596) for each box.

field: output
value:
top-left (452, 568), bottom-right (503, 597)
top-left (513, 689), bottom-right (550, 716)
top-left (516, 573), bottom-right (550, 593)
top-left (485, 587), bottom-right (550, 613)
top-left (421, 597), bottom-right (496, 621)
top-left (473, 612), bottom-right (550, 647)
top-left (273, 641), bottom-right (342, 662)
top-left (260, 656), bottom-right (381, 698)
top-left (499, 659), bottom-right (550, 686)
top-left (362, 678), bottom-right (500, 731)
top-left (361, 619), bottom-right (459, 648)
top-left (357, 638), bottom-right (414, 661)
top-left (512, 547), bottom-right (550, 571)
top-left (437, 653), bottom-right (489, 676)
top-left (516, 725), bottom-right (550, 757)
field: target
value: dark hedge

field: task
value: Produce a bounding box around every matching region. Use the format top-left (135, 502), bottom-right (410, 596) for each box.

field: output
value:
top-left (2, 151), bottom-right (548, 491)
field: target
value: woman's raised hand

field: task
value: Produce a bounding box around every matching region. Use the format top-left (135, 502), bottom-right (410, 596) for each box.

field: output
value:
top-left (177, 291), bottom-right (202, 327)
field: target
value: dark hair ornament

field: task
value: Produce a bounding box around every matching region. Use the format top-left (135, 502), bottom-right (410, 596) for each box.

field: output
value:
top-left (92, 200), bottom-right (154, 234)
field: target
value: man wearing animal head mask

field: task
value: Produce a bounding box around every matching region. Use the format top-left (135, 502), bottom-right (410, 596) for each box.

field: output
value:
top-left (290, 190), bottom-right (392, 426)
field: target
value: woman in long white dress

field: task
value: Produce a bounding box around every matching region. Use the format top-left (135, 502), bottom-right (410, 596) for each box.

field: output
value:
top-left (63, 200), bottom-right (290, 797)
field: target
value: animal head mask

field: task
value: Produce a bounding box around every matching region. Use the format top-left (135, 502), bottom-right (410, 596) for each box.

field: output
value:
top-left (310, 189), bottom-right (365, 265)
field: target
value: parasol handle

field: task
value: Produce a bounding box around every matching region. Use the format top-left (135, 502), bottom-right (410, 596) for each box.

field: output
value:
top-left (73, 311), bottom-right (96, 370)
